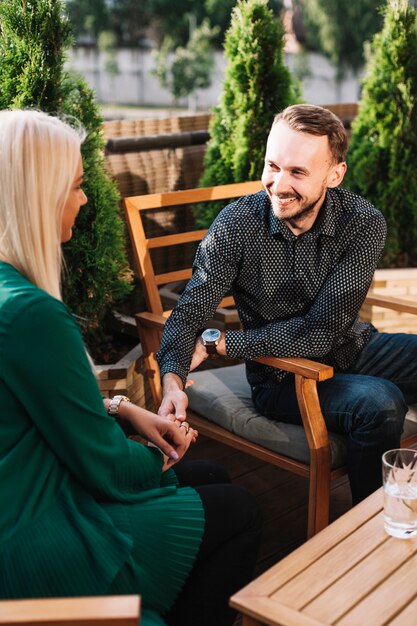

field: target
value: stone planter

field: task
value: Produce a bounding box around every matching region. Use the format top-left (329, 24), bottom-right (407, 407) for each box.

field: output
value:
top-left (359, 268), bottom-right (417, 334)
top-left (96, 343), bottom-right (153, 409)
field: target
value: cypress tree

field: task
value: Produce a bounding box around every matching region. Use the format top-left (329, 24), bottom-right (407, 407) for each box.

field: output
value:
top-left (197, 0), bottom-right (299, 227)
top-left (345, 0), bottom-right (417, 267)
top-left (0, 0), bottom-right (132, 345)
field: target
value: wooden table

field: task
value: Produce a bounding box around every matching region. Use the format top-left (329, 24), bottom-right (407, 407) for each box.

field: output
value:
top-left (230, 488), bottom-right (417, 625)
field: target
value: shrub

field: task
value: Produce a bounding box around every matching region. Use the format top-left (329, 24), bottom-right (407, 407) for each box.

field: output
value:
top-left (197, 0), bottom-right (300, 227)
top-left (344, 0), bottom-right (417, 267)
top-left (0, 0), bottom-right (132, 344)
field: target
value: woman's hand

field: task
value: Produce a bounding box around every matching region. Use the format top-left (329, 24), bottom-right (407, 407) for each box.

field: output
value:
top-left (161, 419), bottom-right (196, 471)
top-left (104, 399), bottom-right (198, 469)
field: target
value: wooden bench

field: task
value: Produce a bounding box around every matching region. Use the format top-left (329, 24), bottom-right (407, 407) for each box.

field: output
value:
top-left (0, 596), bottom-right (140, 626)
top-left (124, 181), bottom-right (417, 538)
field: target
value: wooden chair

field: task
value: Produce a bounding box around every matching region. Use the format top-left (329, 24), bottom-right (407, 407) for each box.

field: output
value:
top-left (0, 596), bottom-right (140, 626)
top-left (124, 181), bottom-right (417, 538)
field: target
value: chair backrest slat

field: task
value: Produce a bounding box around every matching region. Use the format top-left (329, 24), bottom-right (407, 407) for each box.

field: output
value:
top-left (128, 180), bottom-right (263, 210)
top-left (147, 230), bottom-right (208, 249)
top-left (124, 181), bottom-right (263, 317)
top-left (155, 269), bottom-right (192, 286)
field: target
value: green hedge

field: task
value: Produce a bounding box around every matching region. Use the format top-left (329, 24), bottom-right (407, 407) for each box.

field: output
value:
top-left (345, 0), bottom-right (417, 268)
top-left (197, 0), bottom-right (300, 228)
top-left (0, 0), bottom-right (132, 341)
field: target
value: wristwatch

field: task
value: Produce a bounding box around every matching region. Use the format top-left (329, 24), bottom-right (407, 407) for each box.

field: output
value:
top-left (201, 328), bottom-right (222, 356)
top-left (107, 395), bottom-right (130, 416)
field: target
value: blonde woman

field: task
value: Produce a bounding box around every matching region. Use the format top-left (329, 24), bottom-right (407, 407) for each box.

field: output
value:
top-left (0, 110), bottom-right (261, 626)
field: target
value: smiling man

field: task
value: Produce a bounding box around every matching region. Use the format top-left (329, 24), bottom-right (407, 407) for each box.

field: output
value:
top-left (157, 104), bottom-right (417, 505)
top-left (262, 110), bottom-right (346, 234)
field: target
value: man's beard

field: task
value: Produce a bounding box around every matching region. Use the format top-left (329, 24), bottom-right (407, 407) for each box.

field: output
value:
top-left (285, 196), bottom-right (320, 228)
top-left (273, 188), bottom-right (326, 229)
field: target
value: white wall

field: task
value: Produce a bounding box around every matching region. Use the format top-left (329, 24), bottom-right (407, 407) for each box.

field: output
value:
top-left (67, 47), bottom-right (361, 109)
top-left (287, 51), bottom-right (362, 105)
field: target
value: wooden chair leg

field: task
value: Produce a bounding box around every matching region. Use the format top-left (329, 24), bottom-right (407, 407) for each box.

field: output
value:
top-left (295, 376), bottom-right (332, 537)
top-left (307, 448), bottom-right (331, 537)
top-left (136, 320), bottom-right (162, 410)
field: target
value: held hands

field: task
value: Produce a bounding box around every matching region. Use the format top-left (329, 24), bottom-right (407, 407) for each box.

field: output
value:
top-left (161, 417), bottom-right (197, 472)
top-left (158, 372), bottom-right (189, 421)
top-left (108, 399), bottom-right (198, 470)
top-left (157, 374), bottom-right (197, 470)
top-left (158, 332), bottom-right (227, 421)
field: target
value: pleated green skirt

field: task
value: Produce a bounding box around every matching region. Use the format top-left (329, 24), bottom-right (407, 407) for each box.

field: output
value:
top-left (106, 485), bottom-right (204, 621)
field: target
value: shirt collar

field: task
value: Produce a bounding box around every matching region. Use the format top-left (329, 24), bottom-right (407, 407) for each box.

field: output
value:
top-left (266, 188), bottom-right (341, 240)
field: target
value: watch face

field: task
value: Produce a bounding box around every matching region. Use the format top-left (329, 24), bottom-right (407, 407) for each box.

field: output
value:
top-left (202, 328), bottom-right (221, 343)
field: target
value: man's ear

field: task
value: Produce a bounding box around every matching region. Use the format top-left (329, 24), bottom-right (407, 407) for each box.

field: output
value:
top-left (327, 161), bottom-right (347, 188)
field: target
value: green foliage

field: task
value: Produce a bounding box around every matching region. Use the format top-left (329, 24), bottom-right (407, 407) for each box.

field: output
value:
top-left (108, 0), bottom-right (148, 46)
top-left (66, 0), bottom-right (146, 45)
top-left (0, 0), bottom-right (132, 332)
top-left (148, 0), bottom-right (229, 47)
top-left (152, 19), bottom-right (219, 104)
top-left (197, 0), bottom-right (299, 227)
top-left (345, 0), bottom-right (417, 267)
top-left (149, 0), bottom-right (283, 47)
top-left (98, 30), bottom-right (119, 78)
top-left (61, 76), bottom-right (132, 322)
top-left (294, 0), bottom-right (384, 80)
top-left (0, 0), bottom-right (71, 109)
top-left (65, 0), bottom-right (109, 40)
top-left (66, 0), bottom-right (283, 48)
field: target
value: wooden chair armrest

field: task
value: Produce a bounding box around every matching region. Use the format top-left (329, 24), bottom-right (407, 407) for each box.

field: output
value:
top-left (255, 356), bottom-right (333, 382)
top-left (137, 310), bottom-right (331, 478)
top-left (365, 293), bottom-right (417, 316)
top-left (136, 312), bottom-right (334, 381)
top-left (0, 595), bottom-right (141, 626)
top-left (135, 311), bottom-right (169, 331)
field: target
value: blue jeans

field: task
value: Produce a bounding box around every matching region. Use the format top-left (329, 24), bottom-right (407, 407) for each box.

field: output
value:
top-left (252, 332), bottom-right (417, 504)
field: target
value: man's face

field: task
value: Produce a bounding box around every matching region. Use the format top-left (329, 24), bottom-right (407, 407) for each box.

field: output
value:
top-left (261, 120), bottom-right (346, 234)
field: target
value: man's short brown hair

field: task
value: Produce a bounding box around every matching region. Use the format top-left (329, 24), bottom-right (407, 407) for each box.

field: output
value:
top-left (273, 104), bottom-right (348, 164)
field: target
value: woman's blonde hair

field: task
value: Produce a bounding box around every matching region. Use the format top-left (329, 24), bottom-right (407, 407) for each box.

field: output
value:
top-left (0, 110), bottom-right (84, 300)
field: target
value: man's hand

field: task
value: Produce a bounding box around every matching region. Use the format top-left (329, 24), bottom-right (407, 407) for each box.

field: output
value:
top-left (159, 332), bottom-right (227, 418)
top-left (189, 336), bottom-right (209, 372)
top-left (158, 372), bottom-right (188, 420)
top-left (189, 331), bottom-right (227, 371)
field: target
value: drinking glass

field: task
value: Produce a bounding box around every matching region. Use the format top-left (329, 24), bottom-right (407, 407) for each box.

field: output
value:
top-left (382, 448), bottom-right (417, 539)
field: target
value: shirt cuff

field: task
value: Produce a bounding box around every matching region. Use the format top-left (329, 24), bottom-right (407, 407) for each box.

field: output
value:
top-left (159, 362), bottom-right (189, 387)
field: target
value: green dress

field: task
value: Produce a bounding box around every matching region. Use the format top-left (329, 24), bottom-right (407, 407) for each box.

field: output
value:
top-left (0, 262), bottom-right (204, 626)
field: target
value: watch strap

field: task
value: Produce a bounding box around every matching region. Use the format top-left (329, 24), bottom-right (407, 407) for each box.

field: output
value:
top-left (205, 343), bottom-right (219, 356)
top-left (108, 395), bottom-right (130, 416)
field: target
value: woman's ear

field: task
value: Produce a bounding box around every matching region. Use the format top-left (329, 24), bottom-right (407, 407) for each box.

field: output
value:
top-left (327, 161), bottom-right (347, 188)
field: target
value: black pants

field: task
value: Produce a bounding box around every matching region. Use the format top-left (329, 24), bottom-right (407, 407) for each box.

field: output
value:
top-left (165, 460), bottom-right (262, 626)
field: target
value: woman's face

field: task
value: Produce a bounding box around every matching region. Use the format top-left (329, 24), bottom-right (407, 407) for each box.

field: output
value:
top-left (61, 154), bottom-right (87, 243)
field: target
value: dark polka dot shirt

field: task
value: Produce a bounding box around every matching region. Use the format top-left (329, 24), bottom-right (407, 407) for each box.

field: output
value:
top-left (157, 188), bottom-right (387, 388)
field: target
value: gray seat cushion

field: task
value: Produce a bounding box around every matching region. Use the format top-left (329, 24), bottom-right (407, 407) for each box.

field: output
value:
top-left (187, 363), bottom-right (417, 470)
